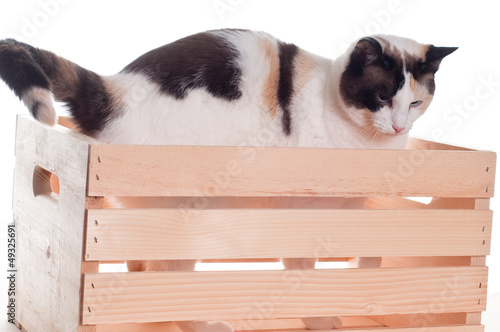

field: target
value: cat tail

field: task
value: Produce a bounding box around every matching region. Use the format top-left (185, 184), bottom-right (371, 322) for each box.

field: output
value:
top-left (0, 39), bottom-right (114, 133)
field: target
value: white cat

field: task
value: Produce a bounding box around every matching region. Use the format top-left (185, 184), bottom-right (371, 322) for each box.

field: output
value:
top-left (0, 29), bottom-right (456, 331)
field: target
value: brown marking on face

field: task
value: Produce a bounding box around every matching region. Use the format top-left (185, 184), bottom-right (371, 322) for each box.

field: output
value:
top-left (413, 79), bottom-right (434, 110)
top-left (409, 75), bottom-right (417, 92)
top-left (374, 36), bottom-right (404, 68)
top-left (420, 44), bottom-right (431, 60)
top-left (260, 37), bottom-right (280, 118)
top-left (376, 40), bottom-right (435, 95)
top-left (403, 50), bottom-right (436, 95)
top-left (340, 37), bottom-right (406, 112)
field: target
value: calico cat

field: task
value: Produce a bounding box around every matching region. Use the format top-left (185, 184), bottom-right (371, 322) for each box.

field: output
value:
top-left (0, 29), bottom-right (456, 331)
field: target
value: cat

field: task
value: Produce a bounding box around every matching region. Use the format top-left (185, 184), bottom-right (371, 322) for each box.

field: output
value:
top-left (0, 29), bottom-right (456, 331)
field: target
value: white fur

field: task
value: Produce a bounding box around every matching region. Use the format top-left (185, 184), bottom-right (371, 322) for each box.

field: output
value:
top-left (22, 86), bottom-right (57, 126)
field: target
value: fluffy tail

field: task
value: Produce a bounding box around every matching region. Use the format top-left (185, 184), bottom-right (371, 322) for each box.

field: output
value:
top-left (0, 39), bottom-right (115, 134)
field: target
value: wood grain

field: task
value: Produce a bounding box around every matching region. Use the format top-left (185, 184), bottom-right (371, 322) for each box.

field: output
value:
top-left (406, 137), bottom-right (475, 151)
top-left (92, 322), bottom-right (484, 332)
top-left (85, 208), bottom-right (492, 261)
top-left (91, 316), bottom-right (483, 332)
top-left (13, 116), bottom-right (97, 332)
top-left (82, 267), bottom-right (487, 325)
top-left (87, 144), bottom-right (495, 198)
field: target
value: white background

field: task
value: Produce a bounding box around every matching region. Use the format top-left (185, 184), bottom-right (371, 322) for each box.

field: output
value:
top-left (1, 0), bottom-right (499, 330)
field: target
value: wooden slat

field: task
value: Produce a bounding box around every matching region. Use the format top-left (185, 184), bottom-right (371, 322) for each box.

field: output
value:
top-left (381, 256), bottom-right (481, 268)
top-left (96, 322), bottom-right (180, 332)
top-left (366, 197), bottom-right (477, 210)
top-left (371, 312), bottom-right (468, 327)
top-left (85, 209), bottom-right (492, 261)
top-left (238, 327), bottom-right (485, 332)
top-left (82, 267), bottom-right (487, 325)
top-left (57, 115), bottom-right (79, 131)
top-left (406, 137), bottom-right (475, 151)
top-left (202, 256), bottom-right (480, 267)
top-left (94, 317), bottom-right (384, 331)
top-left (87, 145), bottom-right (495, 197)
top-left (94, 322), bottom-right (483, 332)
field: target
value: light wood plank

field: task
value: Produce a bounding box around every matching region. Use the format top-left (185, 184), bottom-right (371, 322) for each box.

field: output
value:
top-left (381, 256), bottom-right (483, 268)
top-left (475, 199), bottom-right (490, 210)
top-left (57, 115), bottom-right (79, 131)
top-left (201, 317), bottom-right (383, 331)
top-left (92, 322), bottom-right (485, 332)
top-left (88, 145), bottom-right (495, 198)
top-left (406, 137), bottom-right (475, 151)
top-left (96, 322), bottom-right (180, 332)
top-left (82, 267), bottom-right (487, 325)
top-left (367, 197), bottom-right (478, 210)
top-left (85, 209), bottom-right (492, 261)
top-left (93, 317), bottom-right (384, 332)
top-left (13, 116), bottom-right (93, 332)
top-left (236, 326), bottom-right (484, 332)
top-left (370, 312), bottom-right (467, 327)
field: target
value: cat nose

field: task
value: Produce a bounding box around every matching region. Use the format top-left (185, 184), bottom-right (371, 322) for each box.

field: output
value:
top-left (392, 125), bottom-right (405, 134)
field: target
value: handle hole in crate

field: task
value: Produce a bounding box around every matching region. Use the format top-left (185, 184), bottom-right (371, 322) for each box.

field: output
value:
top-left (33, 165), bottom-right (60, 202)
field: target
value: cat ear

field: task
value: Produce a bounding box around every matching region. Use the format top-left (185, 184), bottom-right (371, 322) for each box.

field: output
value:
top-left (352, 37), bottom-right (384, 66)
top-left (419, 45), bottom-right (458, 74)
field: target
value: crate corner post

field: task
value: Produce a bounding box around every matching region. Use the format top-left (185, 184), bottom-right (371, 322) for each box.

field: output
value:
top-left (12, 115), bottom-right (96, 332)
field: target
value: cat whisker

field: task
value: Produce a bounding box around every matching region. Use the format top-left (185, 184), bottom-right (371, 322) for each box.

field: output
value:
top-left (360, 124), bottom-right (379, 144)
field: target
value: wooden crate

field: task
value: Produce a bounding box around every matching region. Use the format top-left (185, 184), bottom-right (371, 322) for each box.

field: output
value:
top-left (12, 115), bottom-right (495, 332)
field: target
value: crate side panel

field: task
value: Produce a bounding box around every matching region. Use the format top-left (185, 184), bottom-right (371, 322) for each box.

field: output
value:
top-left (85, 209), bottom-right (492, 261)
top-left (82, 267), bottom-right (487, 324)
top-left (13, 116), bottom-right (91, 332)
top-left (88, 145), bottom-right (495, 198)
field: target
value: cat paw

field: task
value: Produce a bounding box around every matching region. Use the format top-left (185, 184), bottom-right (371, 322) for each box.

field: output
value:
top-left (176, 320), bottom-right (234, 332)
top-left (301, 317), bottom-right (342, 330)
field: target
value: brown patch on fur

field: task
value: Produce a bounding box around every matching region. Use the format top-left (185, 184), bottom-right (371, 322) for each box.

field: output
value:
top-left (403, 51), bottom-right (436, 94)
top-left (413, 76), bottom-right (434, 109)
top-left (374, 36), bottom-right (404, 67)
top-left (260, 37), bottom-right (280, 117)
top-left (340, 38), bottom-right (406, 112)
top-left (409, 75), bottom-right (417, 92)
top-left (51, 58), bottom-right (80, 100)
top-left (420, 44), bottom-right (431, 61)
top-left (294, 49), bottom-right (317, 91)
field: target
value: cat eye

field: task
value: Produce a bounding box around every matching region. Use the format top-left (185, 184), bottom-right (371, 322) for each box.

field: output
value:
top-left (377, 95), bottom-right (391, 104)
top-left (410, 100), bottom-right (423, 107)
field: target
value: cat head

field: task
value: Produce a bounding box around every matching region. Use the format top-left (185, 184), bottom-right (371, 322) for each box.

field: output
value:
top-left (339, 35), bottom-right (457, 136)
